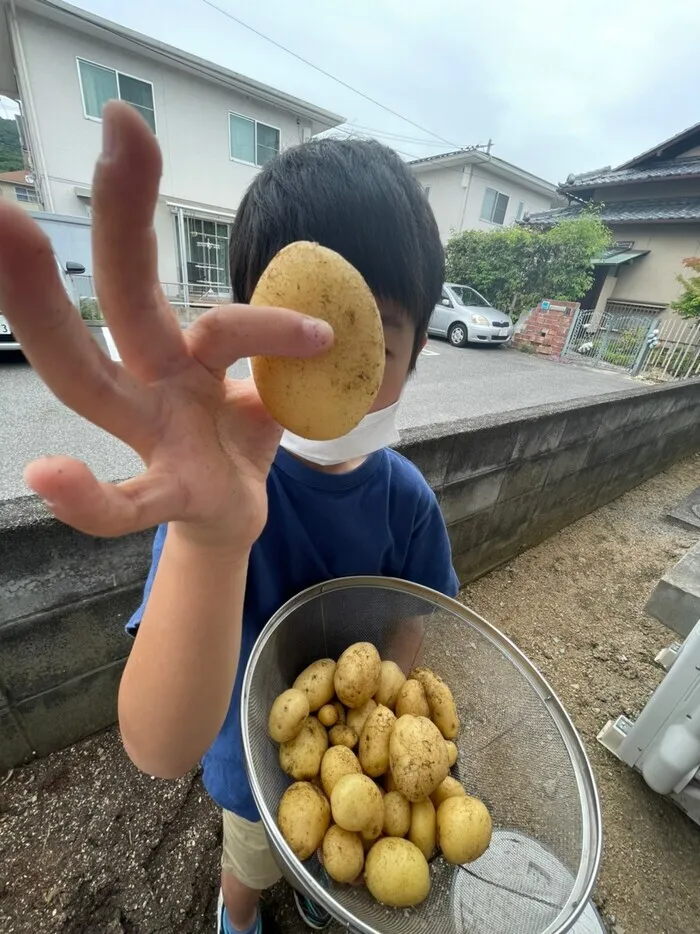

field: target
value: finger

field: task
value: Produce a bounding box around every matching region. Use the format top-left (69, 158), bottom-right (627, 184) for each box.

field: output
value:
top-left (0, 203), bottom-right (149, 444)
top-left (187, 304), bottom-right (334, 372)
top-left (91, 101), bottom-right (187, 381)
top-left (24, 456), bottom-right (182, 538)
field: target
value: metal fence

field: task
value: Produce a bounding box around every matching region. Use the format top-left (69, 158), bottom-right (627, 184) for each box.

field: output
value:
top-left (636, 317), bottom-right (700, 382)
top-left (71, 275), bottom-right (228, 326)
top-left (561, 307), bottom-right (657, 373)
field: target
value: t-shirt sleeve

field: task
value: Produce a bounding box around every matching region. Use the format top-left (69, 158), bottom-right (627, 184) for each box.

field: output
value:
top-left (401, 489), bottom-right (459, 598)
top-left (126, 523), bottom-right (168, 637)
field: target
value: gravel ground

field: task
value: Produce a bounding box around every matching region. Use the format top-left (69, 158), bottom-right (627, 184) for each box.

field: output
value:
top-left (1, 455), bottom-right (699, 934)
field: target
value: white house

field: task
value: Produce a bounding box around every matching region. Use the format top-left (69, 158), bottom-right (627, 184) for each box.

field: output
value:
top-left (409, 149), bottom-right (558, 244)
top-left (0, 0), bottom-right (344, 296)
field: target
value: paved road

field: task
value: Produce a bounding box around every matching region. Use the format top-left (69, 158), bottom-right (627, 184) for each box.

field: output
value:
top-left (0, 339), bottom-right (635, 501)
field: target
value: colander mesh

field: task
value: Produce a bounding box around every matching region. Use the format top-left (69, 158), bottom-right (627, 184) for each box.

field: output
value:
top-left (244, 582), bottom-right (598, 934)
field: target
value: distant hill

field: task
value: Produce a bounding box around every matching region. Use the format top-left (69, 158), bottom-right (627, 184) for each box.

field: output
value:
top-left (0, 117), bottom-right (23, 173)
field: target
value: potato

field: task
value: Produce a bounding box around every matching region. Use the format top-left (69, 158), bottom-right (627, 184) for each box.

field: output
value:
top-left (329, 724), bottom-right (358, 749)
top-left (320, 746), bottom-right (362, 798)
top-left (278, 782), bottom-right (331, 861)
top-left (410, 667), bottom-right (460, 740)
top-left (322, 825), bottom-right (365, 884)
top-left (293, 659), bottom-right (337, 712)
top-left (318, 704), bottom-right (339, 728)
top-left (331, 773), bottom-right (384, 835)
top-left (409, 798), bottom-right (437, 860)
top-left (384, 769), bottom-right (398, 793)
top-left (431, 776), bottom-right (466, 809)
top-left (437, 795), bottom-right (493, 864)
top-left (374, 661), bottom-right (406, 710)
top-left (250, 241), bottom-right (385, 441)
top-left (395, 679), bottom-right (430, 719)
top-left (346, 699), bottom-right (377, 735)
top-left (445, 740), bottom-right (459, 768)
top-left (268, 688), bottom-right (310, 743)
top-left (334, 643), bottom-right (382, 709)
top-left (383, 791), bottom-right (411, 838)
top-left (365, 838), bottom-right (430, 907)
top-left (279, 716), bottom-right (328, 780)
top-left (333, 701), bottom-right (347, 725)
top-left (389, 715), bottom-right (449, 802)
top-left (359, 704), bottom-right (396, 778)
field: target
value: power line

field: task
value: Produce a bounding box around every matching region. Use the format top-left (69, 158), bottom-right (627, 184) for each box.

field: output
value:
top-left (199, 0), bottom-right (468, 151)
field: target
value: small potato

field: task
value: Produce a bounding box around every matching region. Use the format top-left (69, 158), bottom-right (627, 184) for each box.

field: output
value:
top-left (320, 746), bottom-right (362, 798)
top-left (329, 724), bottom-right (358, 749)
top-left (445, 740), bottom-right (459, 768)
top-left (331, 773), bottom-right (384, 835)
top-left (374, 661), bottom-right (406, 711)
top-left (409, 798), bottom-right (437, 860)
top-left (333, 701), bottom-right (347, 725)
top-left (318, 704), bottom-right (339, 728)
top-left (279, 716), bottom-right (328, 781)
top-left (389, 715), bottom-right (449, 802)
top-left (346, 699), bottom-right (377, 735)
top-left (431, 776), bottom-right (466, 809)
top-left (437, 795), bottom-right (493, 864)
top-left (383, 791), bottom-right (411, 838)
top-left (365, 838), bottom-right (430, 907)
top-left (293, 659), bottom-right (337, 712)
top-left (278, 782), bottom-right (331, 861)
top-left (334, 643), bottom-right (382, 709)
top-left (268, 688), bottom-right (310, 743)
top-left (395, 679), bottom-right (430, 719)
top-left (359, 704), bottom-right (396, 778)
top-left (410, 667), bottom-right (460, 740)
top-left (322, 825), bottom-right (365, 884)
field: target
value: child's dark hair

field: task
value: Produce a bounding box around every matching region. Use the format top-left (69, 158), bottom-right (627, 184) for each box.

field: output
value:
top-left (229, 136), bottom-right (444, 366)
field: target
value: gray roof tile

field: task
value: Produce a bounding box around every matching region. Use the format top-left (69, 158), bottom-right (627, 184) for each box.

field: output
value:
top-left (562, 156), bottom-right (700, 189)
top-left (525, 197), bottom-right (700, 226)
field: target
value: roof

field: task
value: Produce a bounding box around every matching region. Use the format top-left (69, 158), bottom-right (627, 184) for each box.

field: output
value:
top-left (594, 248), bottom-right (649, 267)
top-left (1, 0), bottom-right (345, 130)
top-left (617, 120), bottom-right (700, 170)
top-left (408, 149), bottom-right (557, 197)
top-left (0, 170), bottom-right (34, 186)
top-left (561, 155), bottom-right (700, 192)
top-left (525, 197), bottom-right (700, 226)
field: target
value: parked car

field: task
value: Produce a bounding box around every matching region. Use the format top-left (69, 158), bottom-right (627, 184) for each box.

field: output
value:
top-left (0, 257), bottom-right (85, 354)
top-left (428, 283), bottom-right (514, 347)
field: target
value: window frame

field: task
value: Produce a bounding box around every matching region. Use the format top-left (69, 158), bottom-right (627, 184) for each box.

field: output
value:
top-left (480, 186), bottom-right (510, 226)
top-left (15, 185), bottom-right (38, 203)
top-left (76, 57), bottom-right (157, 134)
top-left (516, 200), bottom-right (525, 222)
top-left (228, 111), bottom-right (281, 168)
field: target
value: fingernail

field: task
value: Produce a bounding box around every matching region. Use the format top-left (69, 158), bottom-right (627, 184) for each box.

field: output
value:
top-left (303, 316), bottom-right (334, 347)
top-left (101, 106), bottom-right (118, 161)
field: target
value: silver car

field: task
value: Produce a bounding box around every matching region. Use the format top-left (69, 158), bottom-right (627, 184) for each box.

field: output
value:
top-left (428, 283), bottom-right (514, 347)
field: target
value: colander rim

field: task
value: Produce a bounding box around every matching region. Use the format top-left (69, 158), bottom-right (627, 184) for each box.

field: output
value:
top-left (241, 575), bottom-right (602, 934)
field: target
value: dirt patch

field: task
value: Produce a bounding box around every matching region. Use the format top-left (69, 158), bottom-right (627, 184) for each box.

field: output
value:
top-left (1, 455), bottom-right (699, 934)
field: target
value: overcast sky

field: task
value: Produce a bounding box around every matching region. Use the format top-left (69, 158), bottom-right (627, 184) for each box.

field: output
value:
top-left (3, 0), bottom-right (700, 182)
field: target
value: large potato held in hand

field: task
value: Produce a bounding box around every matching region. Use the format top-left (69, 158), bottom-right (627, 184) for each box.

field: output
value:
top-left (410, 667), bottom-right (460, 740)
top-left (278, 782), bottom-right (331, 861)
top-left (389, 715), bottom-right (449, 802)
top-left (359, 704), bottom-right (396, 778)
top-left (334, 643), bottom-right (382, 709)
top-left (320, 745), bottom-right (362, 798)
top-left (374, 661), bottom-right (406, 711)
top-left (268, 688), bottom-right (309, 743)
top-left (437, 795), bottom-right (493, 864)
top-left (331, 773), bottom-right (384, 836)
top-left (365, 838), bottom-right (430, 907)
top-left (293, 659), bottom-right (337, 712)
top-left (322, 825), bottom-right (365, 884)
top-left (250, 241), bottom-right (385, 440)
top-left (279, 715), bottom-right (328, 781)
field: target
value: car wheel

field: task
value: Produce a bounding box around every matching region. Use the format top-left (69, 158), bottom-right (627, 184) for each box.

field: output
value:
top-left (448, 323), bottom-right (468, 347)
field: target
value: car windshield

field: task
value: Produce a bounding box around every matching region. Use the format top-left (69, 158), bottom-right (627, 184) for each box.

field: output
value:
top-left (449, 286), bottom-right (491, 308)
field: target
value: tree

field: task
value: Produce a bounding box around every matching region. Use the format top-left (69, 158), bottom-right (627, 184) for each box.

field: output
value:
top-left (444, 210), bottom-right (612, 319)
top-left (0, 117), bottom-right (23, 173)
top-left (670, 257), bottom-right (700, 319)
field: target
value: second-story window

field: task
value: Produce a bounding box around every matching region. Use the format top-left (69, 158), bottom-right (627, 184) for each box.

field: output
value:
top-left (229, 113), bottom-right (280, 167)
top-left (78, 59), bottom-right (156, 133)
top-left (15, 186), bottom-right (39, 203)
top-left (480, 187), bottom-right (509, 225)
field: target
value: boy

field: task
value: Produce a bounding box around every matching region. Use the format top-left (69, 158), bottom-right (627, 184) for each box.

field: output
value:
top-left (0, 102), bottom-right (458, 934)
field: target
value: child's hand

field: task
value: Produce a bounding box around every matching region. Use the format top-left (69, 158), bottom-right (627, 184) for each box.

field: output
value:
top-left (0, 102), bottom-right (332, 550)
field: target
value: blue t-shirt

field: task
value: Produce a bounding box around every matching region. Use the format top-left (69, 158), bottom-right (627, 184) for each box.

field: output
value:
top-left (127, 446), bottom-right (458, 820)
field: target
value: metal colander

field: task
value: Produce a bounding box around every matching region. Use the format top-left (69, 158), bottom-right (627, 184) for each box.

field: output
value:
top-left (241, 577), bottom-right (602, 934)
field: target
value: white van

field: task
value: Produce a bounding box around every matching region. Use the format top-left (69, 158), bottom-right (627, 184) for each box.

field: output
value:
top-left (0, 256), bottom-right (85, 354)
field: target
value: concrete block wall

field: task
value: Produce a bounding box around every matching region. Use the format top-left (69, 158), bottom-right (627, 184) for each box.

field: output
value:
top-left (1, 379), bottom-right (699, 770)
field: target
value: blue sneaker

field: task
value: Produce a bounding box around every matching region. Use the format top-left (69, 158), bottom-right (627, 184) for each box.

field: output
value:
top-left (217, 890), bottom-right (271, 934)
top-left (293, 891), bottom-right (331, 930)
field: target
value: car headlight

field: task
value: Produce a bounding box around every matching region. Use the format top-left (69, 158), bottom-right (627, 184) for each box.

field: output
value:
top-left (471, 314), bottom-right (490, 326)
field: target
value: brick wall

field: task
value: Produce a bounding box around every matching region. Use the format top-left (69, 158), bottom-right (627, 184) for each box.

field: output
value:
top-left (514, 299), bottom-right (579, 357)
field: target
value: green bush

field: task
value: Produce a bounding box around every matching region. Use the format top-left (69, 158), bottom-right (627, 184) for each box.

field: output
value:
top-left (79, 297), bottom-right (102, 321)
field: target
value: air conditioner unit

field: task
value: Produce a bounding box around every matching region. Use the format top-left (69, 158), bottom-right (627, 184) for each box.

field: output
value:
top-left (598, 618), bottom-right (700, 826)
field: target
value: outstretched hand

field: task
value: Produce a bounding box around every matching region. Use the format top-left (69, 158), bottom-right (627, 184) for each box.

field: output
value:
top-left (0, 102), bottom-right (333, 547)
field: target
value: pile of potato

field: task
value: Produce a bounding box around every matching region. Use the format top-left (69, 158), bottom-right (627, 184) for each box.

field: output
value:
top-left (268, 642), bottom-right (492, 909)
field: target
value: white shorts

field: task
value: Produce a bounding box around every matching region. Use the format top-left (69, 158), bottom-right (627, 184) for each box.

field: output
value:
top-left (221, 809), bottom-right (283, 891)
